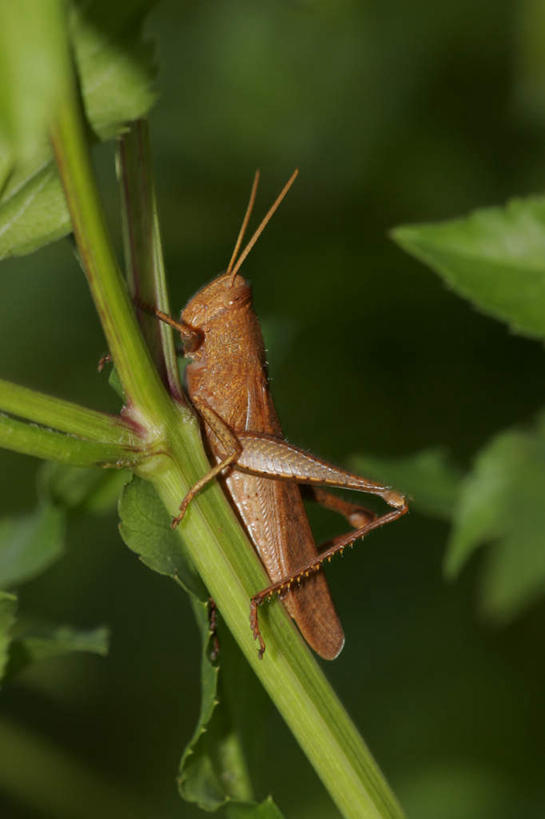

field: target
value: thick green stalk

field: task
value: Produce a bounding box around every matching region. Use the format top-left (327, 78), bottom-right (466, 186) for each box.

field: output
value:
top-left (0, 413), bottom-right (136, 467)
top-left (0, 378), bottom-right (136, 445)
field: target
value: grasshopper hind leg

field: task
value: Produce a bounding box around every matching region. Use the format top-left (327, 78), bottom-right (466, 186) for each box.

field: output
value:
top-left (250, 494), bottom-right (408, 658)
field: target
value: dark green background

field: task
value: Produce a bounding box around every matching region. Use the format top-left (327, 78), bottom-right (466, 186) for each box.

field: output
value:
top-left (1, 1), bottom-right (545, 817)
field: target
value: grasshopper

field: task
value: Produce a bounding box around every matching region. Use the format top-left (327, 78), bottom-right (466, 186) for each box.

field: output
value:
top-left (147, 171), bottom-right (408, 658)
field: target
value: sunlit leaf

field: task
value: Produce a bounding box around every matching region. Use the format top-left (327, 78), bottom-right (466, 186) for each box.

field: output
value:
top-left (0, 504), bottom-right (65, 588)
top-left (392, 196), bottom-right (545, 339)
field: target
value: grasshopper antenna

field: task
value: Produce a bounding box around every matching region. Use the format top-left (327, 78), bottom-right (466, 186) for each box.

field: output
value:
top-left (229, 168), bottom-right (299, 285)
top-left (227, 170), bottom-right (260, 280)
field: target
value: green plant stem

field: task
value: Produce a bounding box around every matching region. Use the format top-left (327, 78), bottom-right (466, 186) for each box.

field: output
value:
top-left (50, 67), bottom-right (169, 427)
top-left (0, 413), bottom-right (136, 467)
top-left (117, 120), bottom-right (183, 401)
top-left (49, 30), bottom-right (404, 819)
top-left (0, 378), bottom-right (136, 445)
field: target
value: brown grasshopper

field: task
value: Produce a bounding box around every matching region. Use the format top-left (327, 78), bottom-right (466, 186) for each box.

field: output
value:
top-left (147, 171), bottom-right (408, 659)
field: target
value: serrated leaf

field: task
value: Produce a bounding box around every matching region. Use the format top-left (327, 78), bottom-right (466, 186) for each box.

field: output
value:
top-left (352, 448), bottom-right (464, 520)
top-left (179, 600), bottom-right (280, 815)
top-left (0, 504), bottom-right (65, 588)
top-left (0, 591), bottom-right (17, 682)
top-left (118, 481), bottom-right (279, 813)
top-left (446, 413), bottom-right (545, 621)
top-left (178, 598), bottom-right (236, 811)
top-left (38, 461), bottom-right (128, 514)
top-left (225, 797), bottom-right (285, 819)
top-left (0, 0), bottom-right (157, 260)
top-left (5, 624), bottom-right (109, 680)
top-left (392, 196), bottom-right (545, 340)
top-left (118, 476), bottom-right (206, 599)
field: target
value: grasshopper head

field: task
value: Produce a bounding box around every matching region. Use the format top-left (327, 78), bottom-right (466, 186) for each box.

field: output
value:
top-left (181, 272), bottom-right (252, 330)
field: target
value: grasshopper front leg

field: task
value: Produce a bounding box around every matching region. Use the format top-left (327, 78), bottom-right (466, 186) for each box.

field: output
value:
top-left (171, 399), bottom-right (242, 528)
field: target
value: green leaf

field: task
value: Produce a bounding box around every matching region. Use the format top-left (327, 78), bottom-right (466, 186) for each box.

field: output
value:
top-left (0, 1), bottom-right (66, 166)
top-left (225, 797), bottom-right (285, 819)
top-left (0, 164), bottom-right (71, 260)
top-left (392, 196), bottom-right (545, 339)
top-left (0, 504), bottom-right (65, 588)
top-left (108, 365), bottom-right (125, 401)
top-left (0, 0), bottom-right (157, 260)
top-left (38, 461), bottom-right (129, 514)
top-left (178, 600), bottom-right (247, 811)
top-left (5, 624), bottom-right (109, 680)
top-left (0, 591), bottom-right (17, 683)
top-left (179, 600), bottom-right (281, 815)
top-left (70, 1), bottom-right (158, 142)
top-left (446, 412), bottom-right (545, 620)
top-left (118, 479), bottom-right (279, 813)
top-left (118, 475), bottom-right (206, 600)
top-left (352, 448), bottom-right (464, 520)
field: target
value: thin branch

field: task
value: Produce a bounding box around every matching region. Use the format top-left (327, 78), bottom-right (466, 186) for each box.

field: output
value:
top-left (117, 120), bottom-right (183, 401)
top-left (0, 378), bottom-right (137, 445)
top-left (0, 413), bottom-right (138, 467)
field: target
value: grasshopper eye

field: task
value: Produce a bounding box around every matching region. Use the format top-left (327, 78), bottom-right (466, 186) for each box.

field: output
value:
top-left (181, 326), bottom-right (203, 353)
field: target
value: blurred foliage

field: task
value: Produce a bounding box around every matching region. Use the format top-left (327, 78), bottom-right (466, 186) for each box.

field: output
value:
top-left (0, 0), bottom-right (156, 258)
top-left (446, 413), bottom-right (545, 620)
top-left (1, 0), bottom-right (545, 818)
top-left (393, 196), bottom-right (545, 340)
top-left (352, 449), bottom-right (464, 521)
top-left (0, 592), bottom-right (17, 681)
